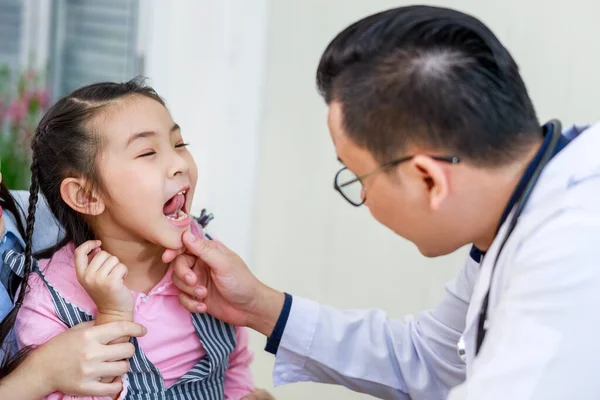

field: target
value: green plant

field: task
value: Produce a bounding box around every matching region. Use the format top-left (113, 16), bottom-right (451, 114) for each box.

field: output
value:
top-left (0, 65), bottom-right (49, 190)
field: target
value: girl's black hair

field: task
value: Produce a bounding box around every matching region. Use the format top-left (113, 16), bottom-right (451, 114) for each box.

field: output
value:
top-left (0, 77), bottom-right (165, 377)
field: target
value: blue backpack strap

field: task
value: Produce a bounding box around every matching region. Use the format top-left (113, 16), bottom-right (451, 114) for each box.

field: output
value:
top-left (3, 249), bottom-right (93, 327)
top-left (125, 336), bottom-right (166, 395)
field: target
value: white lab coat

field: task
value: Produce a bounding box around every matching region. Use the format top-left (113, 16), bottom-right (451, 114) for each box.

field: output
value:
top-left (273, 123), bottom-right (600, 399)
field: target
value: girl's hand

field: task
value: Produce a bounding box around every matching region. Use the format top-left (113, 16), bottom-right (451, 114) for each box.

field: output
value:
top-left (75, 241), bottom-right (135, 389)
top-left (75, 240), bottom-right (134, 317)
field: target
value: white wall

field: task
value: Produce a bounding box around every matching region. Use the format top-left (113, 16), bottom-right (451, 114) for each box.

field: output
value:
top-left (19, 1), bottom-right (600, 398)
top-left (21, 0), bottom-right (52, 71)
top-left (249, 1), bottom-right (600, 399)
top-left (143, 0), bottom-right (268, 262)
top-left (143, 1), bottom-right (600, 398)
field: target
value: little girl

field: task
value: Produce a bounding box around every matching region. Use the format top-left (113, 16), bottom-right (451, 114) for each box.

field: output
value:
top-left (5, 79), bottom-right (254, 399)
top-left (1, 171), bottom-right (149, 399)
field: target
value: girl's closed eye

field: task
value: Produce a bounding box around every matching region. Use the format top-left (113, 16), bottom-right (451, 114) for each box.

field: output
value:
top-left (137, 143), bottom-right (188, 158)
top-left (138, 150), bottom-right (156, 158)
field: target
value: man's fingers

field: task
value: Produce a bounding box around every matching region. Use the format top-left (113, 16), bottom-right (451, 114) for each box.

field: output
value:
top-left (162, 249), bottom-right (175, 263)
top-left (162, 246), bottom-right (186, 264)
top-left (94, 321), bottom-right (147, 344)
top-left (172, 272), bottom-right (196, 297)
top-left (172, 254), bottom-right (210, 294)
top-left (253, 389), bottom-right (276, 400)
top-left (172, 254), bottom-right (199, 288)
top-left (242, 390), bottom-right (276, 400)
top-left (178, 292), bottom-right (200, 313)
top-left (178, 292), bottom-right (207, 314)
top-left (183, 231), bottom-right (215, 257)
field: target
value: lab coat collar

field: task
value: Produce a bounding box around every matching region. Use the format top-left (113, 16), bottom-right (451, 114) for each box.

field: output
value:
top-left (469, 122), bottom-right (579, 263)
top-left (462, 121), bottom-right (598, 363)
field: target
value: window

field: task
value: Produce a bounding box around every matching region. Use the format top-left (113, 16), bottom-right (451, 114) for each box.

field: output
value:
top-left (49, 0), bottom-right (140, 97)
top-left (0, 0), bottom-right (24, 76)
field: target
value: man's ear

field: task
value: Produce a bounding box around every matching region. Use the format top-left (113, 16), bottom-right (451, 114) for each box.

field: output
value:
top-left (60, 177), bottom-right (105, 216)
top-left (410, 155), bottom-right (450, 211)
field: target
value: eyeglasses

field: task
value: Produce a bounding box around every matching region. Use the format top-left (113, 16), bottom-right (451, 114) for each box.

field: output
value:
top-left (333, 155), bottom-right (460, 207)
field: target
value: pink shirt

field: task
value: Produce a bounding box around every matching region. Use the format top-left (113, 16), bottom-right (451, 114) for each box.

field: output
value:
top-left (15, 240), bottom-right (254, 400)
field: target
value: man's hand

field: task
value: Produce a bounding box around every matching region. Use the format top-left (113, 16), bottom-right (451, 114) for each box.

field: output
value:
top-left (242, 388), bottom-right (276, 399)
top-left (163, 231), bottom-right (285, 337)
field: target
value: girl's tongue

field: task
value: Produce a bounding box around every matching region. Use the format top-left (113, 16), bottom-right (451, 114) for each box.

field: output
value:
top-left (163, 193), bottom-right (185, 217)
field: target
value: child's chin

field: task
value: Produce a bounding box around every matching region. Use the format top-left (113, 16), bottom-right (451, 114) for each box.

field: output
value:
top-left (158, 234), bottom-right (184, 252)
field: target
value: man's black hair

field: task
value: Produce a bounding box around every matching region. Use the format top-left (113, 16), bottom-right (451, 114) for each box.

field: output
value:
top-left (317, 5), bottom-right (540, 166)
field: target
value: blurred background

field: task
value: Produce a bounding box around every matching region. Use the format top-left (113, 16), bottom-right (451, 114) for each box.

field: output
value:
top-left (1, 0), bottom-right (599, 398)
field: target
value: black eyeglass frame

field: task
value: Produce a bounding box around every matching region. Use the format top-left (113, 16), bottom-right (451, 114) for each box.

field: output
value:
top-left (333, 155), bottom-right (461, 207)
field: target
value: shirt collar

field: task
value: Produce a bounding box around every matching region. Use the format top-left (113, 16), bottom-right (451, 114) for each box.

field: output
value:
top-left (1, 209), bottom-right (25, 249)
top-left (469, 122), bottom-right (573, 263)
top-left (131, 266), bottom-right (179, 298)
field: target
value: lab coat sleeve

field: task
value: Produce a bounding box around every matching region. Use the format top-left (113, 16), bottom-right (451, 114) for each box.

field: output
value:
top-left (273, 256), bottom-right (478, 399)
top-left (448, 208), bottom-right (600, 399)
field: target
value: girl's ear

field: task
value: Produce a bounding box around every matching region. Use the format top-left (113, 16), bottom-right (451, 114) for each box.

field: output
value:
top-left (60, 178), bottom-right (105, 216)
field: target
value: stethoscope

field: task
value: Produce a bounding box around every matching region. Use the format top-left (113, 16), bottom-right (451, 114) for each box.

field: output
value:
top-left (195, 208), bottom-right (215, 240)
top-left (456, 119), bottom-right (565, 362)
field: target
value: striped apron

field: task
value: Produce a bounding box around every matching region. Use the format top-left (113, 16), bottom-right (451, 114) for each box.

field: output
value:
top-left (4, 250), bottom-right (237, 400)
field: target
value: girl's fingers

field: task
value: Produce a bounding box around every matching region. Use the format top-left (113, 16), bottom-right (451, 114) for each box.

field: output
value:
top-left (96, 256), bottom-right (120, 279)
top-left (74, 240), bottom-right (102, 279)
top-left (108, 264), bottom-right (128, 285)
top-left (86, 251), bottom-right (112, 277)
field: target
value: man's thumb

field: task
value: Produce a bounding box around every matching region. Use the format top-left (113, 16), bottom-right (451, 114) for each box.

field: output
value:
top-left (183, 231), bottom-right (222, 263)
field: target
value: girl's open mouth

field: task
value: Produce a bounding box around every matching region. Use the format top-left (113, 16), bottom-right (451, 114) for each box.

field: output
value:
top-left (163, 190), bottom-right (189, 223)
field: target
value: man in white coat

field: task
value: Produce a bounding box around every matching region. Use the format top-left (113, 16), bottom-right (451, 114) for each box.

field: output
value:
top-left (165, 5), bottom-right (600, 399)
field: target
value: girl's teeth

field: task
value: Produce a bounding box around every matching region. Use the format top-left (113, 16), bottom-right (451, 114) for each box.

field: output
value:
top-left (166, 210), bottom-right (188, 221)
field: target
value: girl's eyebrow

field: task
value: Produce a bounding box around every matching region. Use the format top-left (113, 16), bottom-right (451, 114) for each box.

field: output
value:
top-left (126, 123), bottom-right (180, 148)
